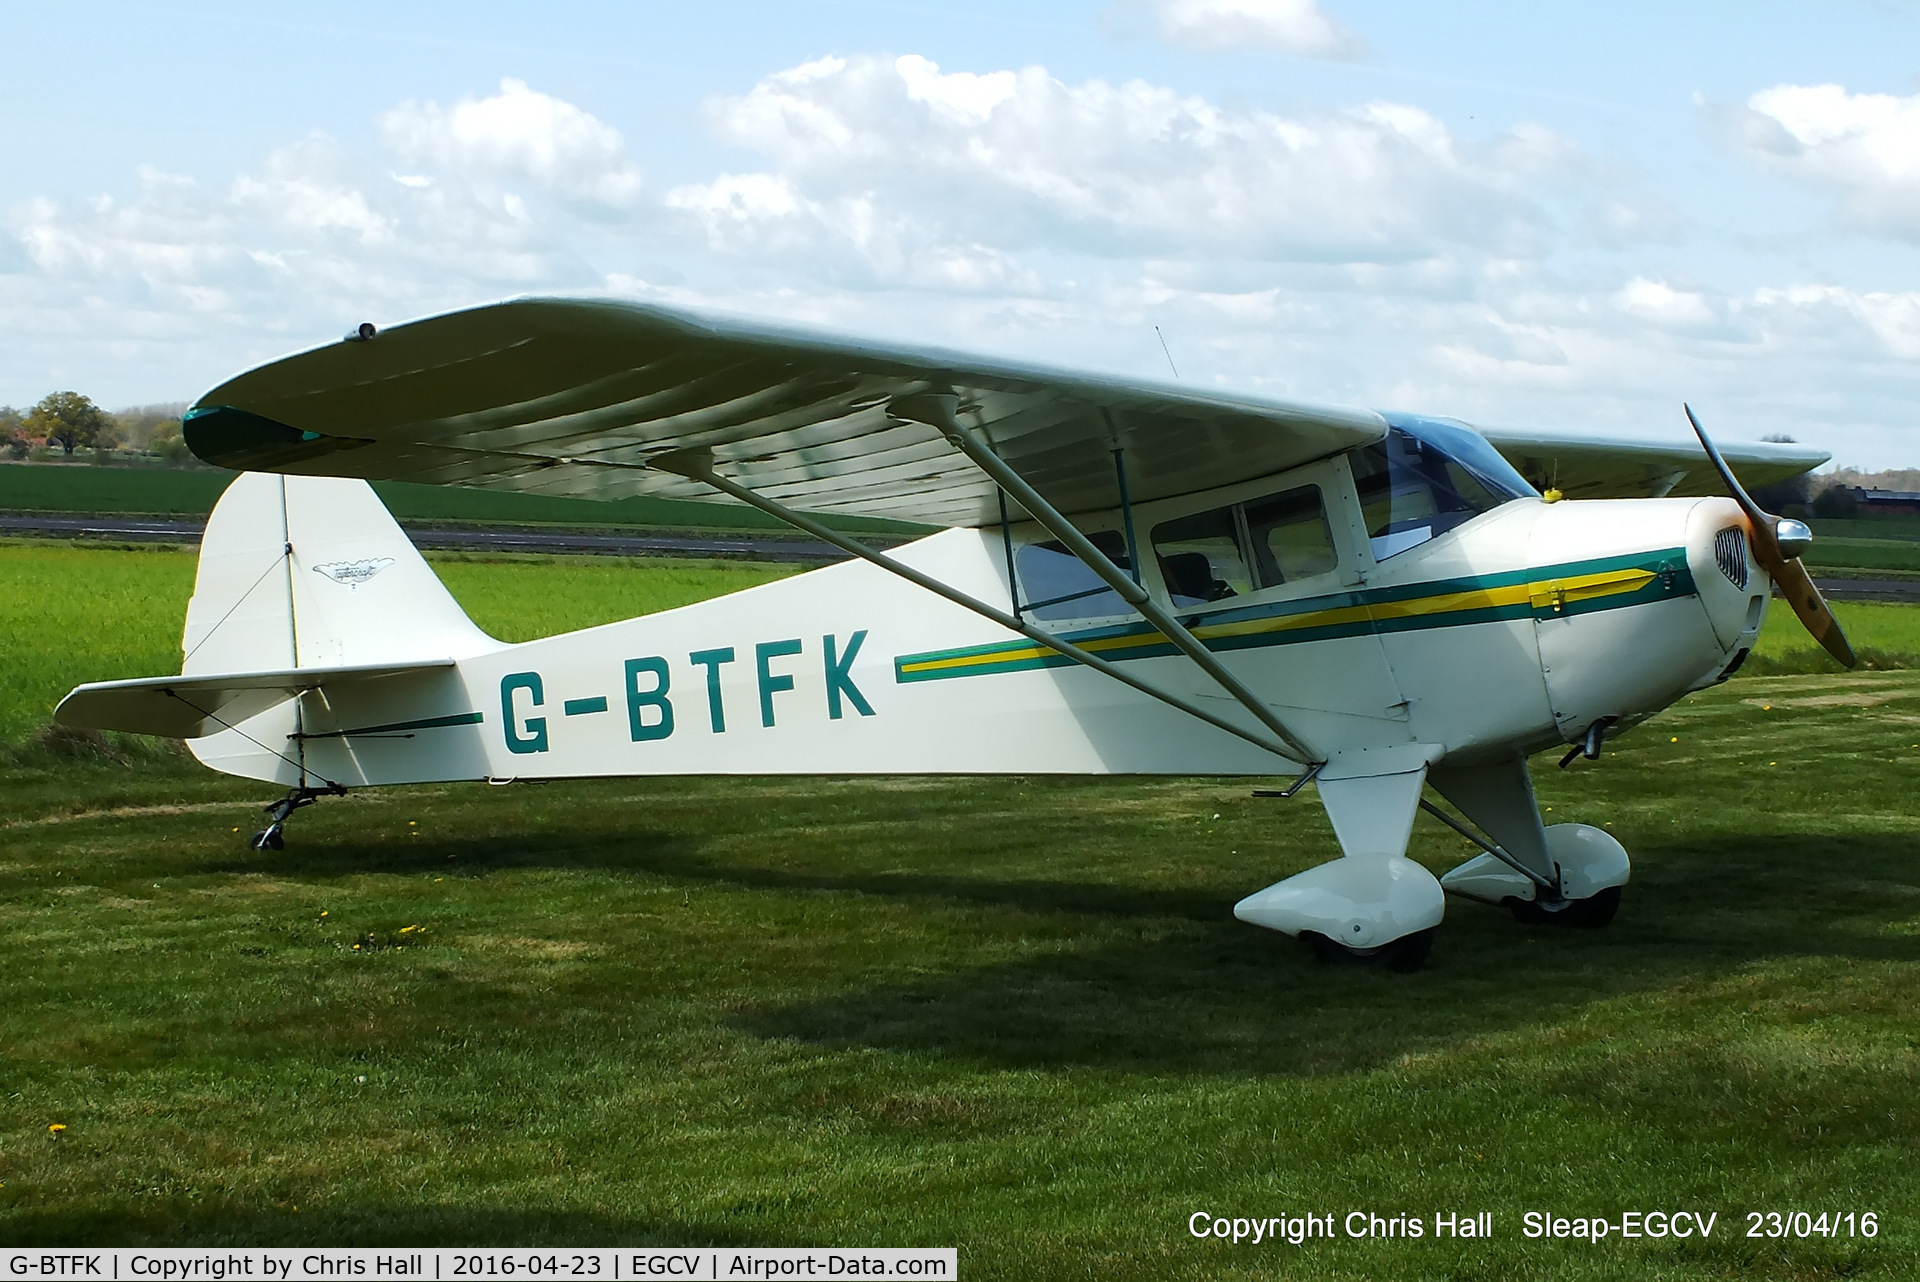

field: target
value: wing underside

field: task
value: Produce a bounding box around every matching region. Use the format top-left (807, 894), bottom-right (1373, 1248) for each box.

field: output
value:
top-left (186, 296), bottom-right (1830, 524)
top-left (186, 298), bottom-right (1388, 528)
top-left (1483, 428), bottom-right (1828, 500)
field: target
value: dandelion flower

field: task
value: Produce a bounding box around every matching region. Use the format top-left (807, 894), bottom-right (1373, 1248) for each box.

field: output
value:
top-left (48, 1124), bottom-right (65, 1134)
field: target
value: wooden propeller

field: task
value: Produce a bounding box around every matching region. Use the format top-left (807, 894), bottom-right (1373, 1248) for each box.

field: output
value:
top-left (1685, 405), bottom-right (1856, 669)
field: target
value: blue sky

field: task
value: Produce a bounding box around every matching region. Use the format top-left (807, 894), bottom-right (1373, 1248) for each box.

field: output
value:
top-left (5, 0), bottom-right (1919, 465)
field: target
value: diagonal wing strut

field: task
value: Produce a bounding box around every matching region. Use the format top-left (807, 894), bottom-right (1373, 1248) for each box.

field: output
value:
top-left (650, 423), bottom-right (1324, 771)
top-left (649, 449), bottom-right (1313, 767)
top-left (888, 393), bottom-right (1323, 766)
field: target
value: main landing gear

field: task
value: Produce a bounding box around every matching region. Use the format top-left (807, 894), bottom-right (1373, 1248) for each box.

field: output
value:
top-left (1508, 883), bottom-right (1622, 928)
top-left (1439, 823), bottom-right (1631, 930)
top-left (1304, 926), bottom-right (1437, 972)
top-left (249, 782), bottom-right (348, 850)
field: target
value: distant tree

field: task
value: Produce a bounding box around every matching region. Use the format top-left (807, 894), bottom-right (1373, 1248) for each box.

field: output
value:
top-left (113, 402), bottom-right (190, 452)
top-left (25, 391), bottom-right (115, 456)
top-left (1811, 484), bottom-right (1859, 519)
top-left (147, 416), bottom-right (192, 464)
top-left (0, 405), bottom-right (24, 460)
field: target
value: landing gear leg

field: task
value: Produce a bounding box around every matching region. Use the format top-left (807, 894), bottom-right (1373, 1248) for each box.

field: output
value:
top-left (250, 782), bottom-right (347, 850)
top-left (1509, 884), bottom-right (1622, 928)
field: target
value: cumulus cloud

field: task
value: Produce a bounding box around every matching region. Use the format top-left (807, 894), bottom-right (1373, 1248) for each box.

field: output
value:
top-left (4, 60), bottom-right (1917, 467)
top-left (1136, 0), bottom-right (1362, 58)
top-left (1613, 276), bottom-right (1715, 328)
top-left (1712, 82), bottom-right (1920, 240)
top-left (379, 78), bottom-right (644, 209)
top-left (666, 53), bottom-right (1567, 274)
top-left (0, 84), bottom-right (644, 398)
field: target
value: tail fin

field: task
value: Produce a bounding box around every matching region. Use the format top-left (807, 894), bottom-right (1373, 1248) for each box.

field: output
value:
top-left (183, 473), bottom-right (498, 675)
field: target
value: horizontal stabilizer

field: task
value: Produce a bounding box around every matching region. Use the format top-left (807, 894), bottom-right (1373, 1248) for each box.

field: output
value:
top-left (56, 659), bottom-right (455, 739)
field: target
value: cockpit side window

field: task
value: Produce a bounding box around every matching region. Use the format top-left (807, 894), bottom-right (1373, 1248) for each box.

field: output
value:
top-left (1151, 484), bottom-right (1336, 608)
top-left (1149, 506), bottom-right (1252, 605)
top-left (1245, 486), bottom-right (1339, 585)
top-left (1352, 419), bottom-right (1535, 560)
top-left (1015, 530), bottom-right (1134, 620)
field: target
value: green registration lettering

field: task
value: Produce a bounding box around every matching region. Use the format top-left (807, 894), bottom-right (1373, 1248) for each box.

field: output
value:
top-left (823, 631), bottom-right (874, 719)
top-left (756, 639), bottom-right (802, 727)
top-left (624, 657), bottom-right (674, 742)
top-left (501, 672), bottom-right (548, 754)
top-left (688, 647), bottom-right (736, 733)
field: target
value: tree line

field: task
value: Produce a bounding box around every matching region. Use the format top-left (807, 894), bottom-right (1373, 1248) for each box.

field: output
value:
top-left (2, 392), bottom-right (193, 464)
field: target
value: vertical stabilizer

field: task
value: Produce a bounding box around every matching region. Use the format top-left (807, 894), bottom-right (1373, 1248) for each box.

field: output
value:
top-left (183, 474), bottom-right (499, 677)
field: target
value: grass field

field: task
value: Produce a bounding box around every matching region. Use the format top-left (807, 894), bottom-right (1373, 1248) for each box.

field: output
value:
top-left (0, 542), bottom-right (798, 742)
top-left (2, 544), bottom-right (1918, 1277)
top-left (1745, 599), bottom-right (1920, 675)
top-left (0, 463), bottom-right (921, 536)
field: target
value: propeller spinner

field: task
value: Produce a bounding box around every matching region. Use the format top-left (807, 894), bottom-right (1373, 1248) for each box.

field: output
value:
top-left (1684, 404), bottom-right (1856, 669)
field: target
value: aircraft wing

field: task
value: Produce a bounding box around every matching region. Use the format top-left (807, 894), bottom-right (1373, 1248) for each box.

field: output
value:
top-left (56, 660), bottom-right (456, 739)
top-left (184, 297), bottom-right (1388, 527)
top-left (1481, 427), bottom-right (1829, 500)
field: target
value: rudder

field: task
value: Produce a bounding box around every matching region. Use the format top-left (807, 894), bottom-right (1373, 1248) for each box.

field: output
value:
top-left (183, 473), bottom-right (498, 676)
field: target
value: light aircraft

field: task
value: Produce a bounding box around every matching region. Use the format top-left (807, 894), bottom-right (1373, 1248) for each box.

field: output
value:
top-left (55, 298), bottom-right (1854, 969)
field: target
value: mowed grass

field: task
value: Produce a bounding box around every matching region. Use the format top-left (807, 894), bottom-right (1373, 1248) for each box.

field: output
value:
top-left (1, 545), bottom-right (1918, 1277)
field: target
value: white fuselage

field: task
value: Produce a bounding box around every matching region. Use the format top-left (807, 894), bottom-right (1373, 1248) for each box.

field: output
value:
top-left (190, 467), bottom-right (1765, 790)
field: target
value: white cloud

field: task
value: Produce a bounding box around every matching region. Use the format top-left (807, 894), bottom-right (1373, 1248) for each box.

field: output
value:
top-left (1136, 0), bottom-right (1362, 58)
top-left (379, 78), bottom-right (643, 209)
top-left (1751, 283), bottom-right (1920, 360)
top-left (3, 60), bottom-right (1917, 469)
top-left (1614, 276), bottom-right (1715, 328)
top-left (669, 54), bottom-right (1565, 271)
top-left (1713, 82), bottom-right (1920, 240)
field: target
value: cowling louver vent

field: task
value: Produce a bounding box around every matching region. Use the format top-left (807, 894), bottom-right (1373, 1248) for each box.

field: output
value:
top-left (1714, 526), bottom-right (1749, 589)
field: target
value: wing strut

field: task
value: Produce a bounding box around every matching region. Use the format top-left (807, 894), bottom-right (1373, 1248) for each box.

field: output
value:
top-left (649, 449), bottom-right (1309, 767)
top-left (889, 394), bottom-right (1324, 767)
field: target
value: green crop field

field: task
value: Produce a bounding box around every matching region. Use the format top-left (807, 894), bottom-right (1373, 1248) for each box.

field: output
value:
top-left (1802, 516), bottom-right (1920, 579)
top-left (0, 462), bottom-right (921, 536)
top-left (2, 543), bottom-right (1918, 1277)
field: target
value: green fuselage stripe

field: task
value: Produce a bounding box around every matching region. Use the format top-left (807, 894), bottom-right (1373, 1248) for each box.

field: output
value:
top-left (303, 711), bottom-right (485, 739)
top-left (894, 548), bottom-right (1695, 684)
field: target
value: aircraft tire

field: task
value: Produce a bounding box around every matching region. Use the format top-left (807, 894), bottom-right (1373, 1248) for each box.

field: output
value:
top-left (250, 830), bottom-right (285, 852)
top-left (1508, 885), bottom-right (1621, 928)
top-left (1305, 927), bottom-right (1435, 972)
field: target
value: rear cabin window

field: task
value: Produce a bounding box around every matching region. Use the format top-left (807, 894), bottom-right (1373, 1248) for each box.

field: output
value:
top-left (1150, 484), bottom-right (1337, 608)
top-left (1015, 530), bottom-right (1134, 621)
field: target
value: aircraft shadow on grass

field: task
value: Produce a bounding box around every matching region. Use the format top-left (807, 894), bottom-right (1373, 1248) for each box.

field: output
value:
top-left (233, 825), bottom-right (1920, 1080)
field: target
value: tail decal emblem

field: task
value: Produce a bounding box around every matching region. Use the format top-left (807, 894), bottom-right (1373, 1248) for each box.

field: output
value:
top-left (313, 558), bottom-right (395, 588)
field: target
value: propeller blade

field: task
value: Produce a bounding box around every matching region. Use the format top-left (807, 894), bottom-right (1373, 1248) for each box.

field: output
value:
top-left (1773, 557), bottom-right (1858, 669)
top-left (1684, 403), bottom-right (1782, 563)
top-left (1683, 403), bottom-right (1856, 670)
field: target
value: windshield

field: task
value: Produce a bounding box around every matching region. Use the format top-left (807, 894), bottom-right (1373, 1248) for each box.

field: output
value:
top-left (1351, 415), bottom-right (1536, 560)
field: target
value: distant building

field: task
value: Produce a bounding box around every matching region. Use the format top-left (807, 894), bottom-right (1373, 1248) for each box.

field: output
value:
top-left (1853, 487), bottom-right (1920, 515)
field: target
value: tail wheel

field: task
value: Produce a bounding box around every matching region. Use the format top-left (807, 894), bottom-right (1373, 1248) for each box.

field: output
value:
top-left (1508, 885), bottom-right (1621, 928)
top-left (1305, 927), bottom-right (1436, 972)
